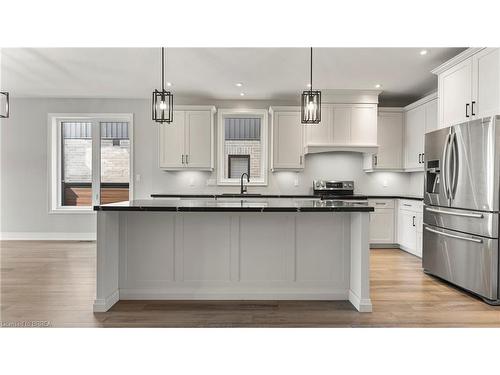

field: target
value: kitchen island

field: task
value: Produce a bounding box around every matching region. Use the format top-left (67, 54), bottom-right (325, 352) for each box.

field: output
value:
top-left (93, 199), bottom-right (374, 313)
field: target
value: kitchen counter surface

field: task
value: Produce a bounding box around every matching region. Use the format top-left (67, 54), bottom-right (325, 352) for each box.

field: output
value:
top-left (94, 198), bottom-right (374, 212)
top-left (150, 193), bottom-right (423, 201)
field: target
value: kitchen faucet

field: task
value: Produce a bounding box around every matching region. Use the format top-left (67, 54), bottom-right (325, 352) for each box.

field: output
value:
top-left (240, 173), bottom-right (250, 195)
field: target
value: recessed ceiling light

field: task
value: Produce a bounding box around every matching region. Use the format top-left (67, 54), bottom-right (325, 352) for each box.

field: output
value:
top-left (166, 82), bottom-right (172, 87)
top-left (420, 49), bottom-right (428, 56)
top-left (235, 83), bottom-right (243, 87)
top-left (375, 84), bottom-right (382, 89)
top-left (240, 92), bottom-right (245, 96)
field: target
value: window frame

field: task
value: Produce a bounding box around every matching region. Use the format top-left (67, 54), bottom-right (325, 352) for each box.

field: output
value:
top-left (48, 113), bottom-right (134, 214)
top-left (216, 108), bottom-right (268, 186)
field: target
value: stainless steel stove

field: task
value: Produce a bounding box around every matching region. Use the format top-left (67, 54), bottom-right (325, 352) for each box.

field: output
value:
top-left (312, 180), bottom-right (367, 200)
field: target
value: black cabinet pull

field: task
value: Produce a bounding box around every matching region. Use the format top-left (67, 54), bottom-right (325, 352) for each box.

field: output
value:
top-left (374, 155), bottom-right (377, 166)
top-left (471, 101), bottom-right (476, 116)
top-left (421, 153), bottom-right (424, 164)
top-left (466, 103), bottom-right (470, 118)
top-left (418, 153), bottom-right (421, 163)
top-left (412, 216), bottom-right (416, 227)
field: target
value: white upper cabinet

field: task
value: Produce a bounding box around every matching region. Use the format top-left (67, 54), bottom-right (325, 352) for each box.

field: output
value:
top-left (270, 107), bottom-right (304, 171)
top-left (403, 94), bottom-right (437, 172)
top-left (473, 48), bottom-right (500, 119)
top-left (159, 106), bottom-right (215, 170)
top-left (332, 104), bottom-right (351, 144)
top-left (350, 104), bottom-right (377, 145)
top-left (433, 48), bottom-right (500, 128)
top-left (439, 58), bottom-right (472, 127)
top-left (364, 109), bottom-right (403, 171)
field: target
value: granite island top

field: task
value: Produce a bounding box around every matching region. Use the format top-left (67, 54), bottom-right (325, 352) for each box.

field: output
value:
top-left (94, 198), bottom-right (375, 212)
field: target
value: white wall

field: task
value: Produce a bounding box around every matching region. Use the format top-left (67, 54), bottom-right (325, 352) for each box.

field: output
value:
top-left (1, 97), bottom-right (418, 238)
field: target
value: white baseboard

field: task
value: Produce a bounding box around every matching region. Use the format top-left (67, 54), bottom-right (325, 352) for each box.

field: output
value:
top-left (119, 288), bottom-right (349, 301)
top-left (348, 290), bottom-right (372, 313)
top-left (0, 232), bottom-right (96, 241)
top-left (93, 290), bottom-right (120, 312)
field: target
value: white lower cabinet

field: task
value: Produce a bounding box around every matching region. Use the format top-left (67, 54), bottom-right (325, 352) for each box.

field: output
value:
top-left (369, 198), bottom-right (423, 258)
top-left (368, 199), bottom-right (395, 244)
top-left (397, 199), bottom-right (423, 257)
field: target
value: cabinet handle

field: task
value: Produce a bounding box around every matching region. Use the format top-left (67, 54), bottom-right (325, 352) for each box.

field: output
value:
top-left (300, 155), bottom-right (303, 165)
top-left (418, 153), bottom-right (421, 163)
top-left (471, 101), bottom-right (476, 116)
top-left (374, 155), bottom-right (378, 166)
top-left (403, 204), bottom-right (412, 207)
top-left (186, 154), bottom-right (189, 164)
top-left (412, 216), bottom-right (416, 227)
top-left (466, 103), bottom-right (470, 118)
top-left (422, 153), bottom-right (424, 164)
top-left (181, 154), bottom-right (184, 164)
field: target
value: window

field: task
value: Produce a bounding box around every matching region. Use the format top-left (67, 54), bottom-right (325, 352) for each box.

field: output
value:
top-left (217, 109), bottom-right (268, 185)
top-left (49, 114), bottom-right (133, 213)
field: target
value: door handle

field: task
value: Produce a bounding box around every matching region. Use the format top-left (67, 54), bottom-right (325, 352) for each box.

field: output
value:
top-left (425, 207), bottom-right (484, 218)
top-left (466, 103), bottom-right (470, 118)
top-left (424, 226), bottom-right (483, 243)
top-left (471, 101), bottom-right (476, 116)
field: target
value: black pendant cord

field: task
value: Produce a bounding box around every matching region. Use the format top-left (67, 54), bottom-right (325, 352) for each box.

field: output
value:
top-left (310, 47), bottom-right (313, 94)
top-left (161, 47), bottom-right (165, 92)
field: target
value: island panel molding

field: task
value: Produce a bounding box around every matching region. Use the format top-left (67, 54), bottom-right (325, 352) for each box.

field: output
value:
top-left (94, 210), bottom-right (372, 312)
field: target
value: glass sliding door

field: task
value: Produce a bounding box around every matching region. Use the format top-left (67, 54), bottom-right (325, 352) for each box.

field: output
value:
top-left (99, 121), bottom-right (130, 204)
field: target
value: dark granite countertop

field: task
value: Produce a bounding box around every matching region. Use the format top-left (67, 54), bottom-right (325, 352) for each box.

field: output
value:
top-left (94, 199), bottom-right (374, 212)
top-left (150, 193), bottom-right (423, 201)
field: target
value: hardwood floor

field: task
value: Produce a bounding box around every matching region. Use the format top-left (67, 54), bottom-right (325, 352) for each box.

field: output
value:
top-left (1, 240), bottom-right (500, 327)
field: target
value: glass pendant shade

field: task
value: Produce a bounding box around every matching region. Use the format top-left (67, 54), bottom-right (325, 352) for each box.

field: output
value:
top-left (301, 90), bottom-right (321, 124)
top-left (152, 89), bottom-right (173, 123)
top-left (152, 47), bottom-right (173, 123)
top-left (0, 92), bottom-right (9, 118)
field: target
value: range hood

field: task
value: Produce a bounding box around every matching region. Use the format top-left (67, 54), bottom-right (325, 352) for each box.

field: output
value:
top-left (304, 144), bottom-right (379, 155)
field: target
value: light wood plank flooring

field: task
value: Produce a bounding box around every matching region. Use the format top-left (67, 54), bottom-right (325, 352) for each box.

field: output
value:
top-left (1, 240), bottom-right (500, 327)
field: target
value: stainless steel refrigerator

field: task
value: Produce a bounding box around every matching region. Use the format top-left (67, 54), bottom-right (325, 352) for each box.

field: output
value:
top-left (423, 115), bottom-right (500, 304)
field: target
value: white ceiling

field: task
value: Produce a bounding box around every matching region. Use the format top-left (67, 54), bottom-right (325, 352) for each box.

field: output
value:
top-left (1, 47), bottom-right (465, 104)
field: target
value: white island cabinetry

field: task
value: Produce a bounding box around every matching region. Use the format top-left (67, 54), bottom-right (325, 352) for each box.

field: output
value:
top-left (94, 200), bottom-right (373, 313)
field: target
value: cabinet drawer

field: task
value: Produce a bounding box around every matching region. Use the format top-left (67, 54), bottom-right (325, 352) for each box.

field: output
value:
top-left (368, 199), bottom-right (395, 209)
top-left (399, 199), bottom-right (422, 212)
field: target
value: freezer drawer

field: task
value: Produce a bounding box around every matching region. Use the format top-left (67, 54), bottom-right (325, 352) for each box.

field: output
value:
top-left (424, 205), bottom-right (498, 238)
top-left (423, 224), bottom-right (498, 300)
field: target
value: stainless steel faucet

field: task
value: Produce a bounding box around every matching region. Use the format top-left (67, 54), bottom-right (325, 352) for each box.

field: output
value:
top-left (240, 173), bottom-right (250, 195)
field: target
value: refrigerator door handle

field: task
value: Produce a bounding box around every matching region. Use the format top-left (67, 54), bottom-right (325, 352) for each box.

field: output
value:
top-left (450, 132), bottom-right (459, 199)
top-left (425, 206), bottom-right (484, 218)
top-left (424, 226), bottom-right (483, 244)
top-left (442, 132), bottom-right (451, 199)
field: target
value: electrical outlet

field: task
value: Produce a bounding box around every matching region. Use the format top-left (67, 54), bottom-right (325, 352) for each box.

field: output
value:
top-left (294, 174), bottom-right (299, 187)
top-left (135, 174), bottom-right (141, 183)
top-left (206, 179), bottom-right (216, 186)
top-left (382, 180), bottom-right (388, 188)
top-left (189, 177), bottom-right (195, 187)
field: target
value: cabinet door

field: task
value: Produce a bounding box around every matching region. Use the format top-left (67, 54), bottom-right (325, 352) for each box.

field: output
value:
top-left (332, 104), bottom-right (351, 144)
top-left (398, 210), bottom-right (417, 251)
top-left (425, 99), bottom-right (438, 134)
top-left (305, 104), bottom-right (333, 145)
top-left (439, 58), bottom-right (472, 127)
top-left (375, 111), bottom-right (403, 169)
top-left (185, 110), bottom-right (213, 169)
top-left (273, 111), bottom-right (304, 169)
top-left (159, 110), bottom-right (185, 169)
top-left (369, 209), bottom-right (395, 244)
top-left (473, 48), bottom-right (500, 119)
top-left (414, 213), bottom-right (423, 258)
top-left (350, 105), bottom-right (377, 145)
top-left (404, 105), bottom-right (425, 170)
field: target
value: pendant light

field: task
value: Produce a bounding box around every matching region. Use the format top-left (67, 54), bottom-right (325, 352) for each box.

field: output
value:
top-left (301, 47), bottom-right (321, 124)
top-left (152, 47), bottom-right (173, 123)
top-left (0, 92), bottom-right (9, 118)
